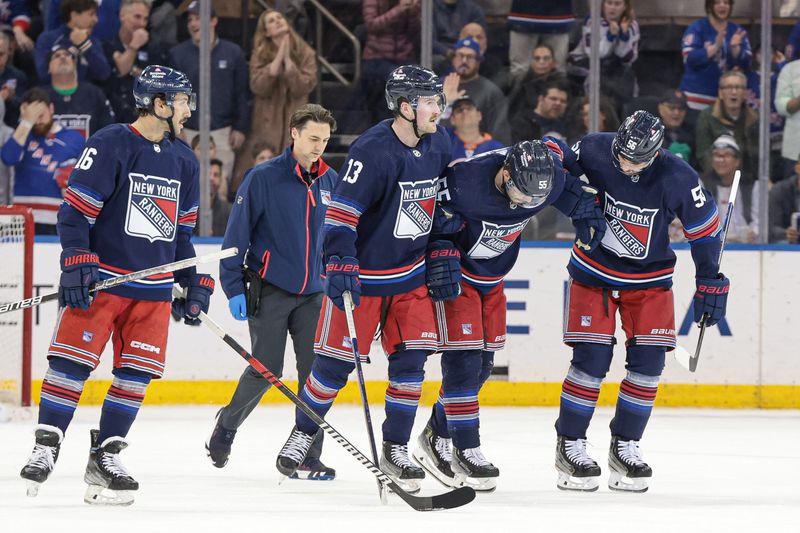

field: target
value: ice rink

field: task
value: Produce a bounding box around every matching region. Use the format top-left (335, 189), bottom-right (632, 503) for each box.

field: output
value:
top-left (1, 405), bottom-right (798, 532)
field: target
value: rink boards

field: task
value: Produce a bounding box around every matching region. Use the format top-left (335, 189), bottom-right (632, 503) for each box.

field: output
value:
top-left (24, 240), bottom-right (800, 408)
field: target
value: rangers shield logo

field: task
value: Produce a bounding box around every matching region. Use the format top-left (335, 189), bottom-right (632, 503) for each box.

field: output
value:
top-left (393, 179), bottom-right (438, 240)
top-left (468, 220), bottom-right (529, 259)
top-left (601, 193), bottom-right (658, 259)
top-left (125, 173), bottom-right (181, 242)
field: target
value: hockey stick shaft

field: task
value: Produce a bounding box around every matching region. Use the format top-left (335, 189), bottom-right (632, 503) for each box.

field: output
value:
top-left (0, 247), bottom-right (238, 315)
top-left (342, 291), bottom-right (387, 504)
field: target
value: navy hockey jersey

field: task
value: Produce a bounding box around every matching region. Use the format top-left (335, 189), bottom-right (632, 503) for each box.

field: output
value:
top-left (556, 134), bottom-right (722, 289)
top-left (58, 124), bottom-right (199, 301)
top-left (47, 83), bottom-right (116, 141)
top-left (324, 120), bottom-right (452, 296)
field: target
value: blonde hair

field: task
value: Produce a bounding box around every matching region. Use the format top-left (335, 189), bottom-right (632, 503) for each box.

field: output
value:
top-left (252, 9), bottom-right (306, 65)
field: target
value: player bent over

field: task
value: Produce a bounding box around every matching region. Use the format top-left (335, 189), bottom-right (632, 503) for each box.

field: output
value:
top-left (414, 140), bottom-right (607, 491)
top-left (274, 65), bottom-right (452, 493)
top-left (19, 65), bottom-right (214, 505)
top-left (551, 111), bottom-right (729, 492)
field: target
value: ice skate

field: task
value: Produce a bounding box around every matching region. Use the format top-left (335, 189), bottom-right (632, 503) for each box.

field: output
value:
top-left (555, 436), bottom-right (601, 492)
top-left (290, 457), bottom-right (336, 481)
top-left (380, 441), bottom-right (425, 494)
top-left (276, 426), bottom-right (316, 480)
top-left (206, 408), bottom-right (236, 468)
top-left (451, 447), bottom-right (499, 492)
top-left (412, 422), bottom-right (457, 488)
top-left (608, 436), bottom-right (652, 493)
top-left (83, 430), bottom-right (139, 506)
top-left (20, 425), bottom-right (64, 497)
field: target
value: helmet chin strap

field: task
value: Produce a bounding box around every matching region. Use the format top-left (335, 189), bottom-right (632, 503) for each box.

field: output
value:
top-left (154, 102), bottom-right (176, 141)
top-left (399, 106), bottom-right (424, 140)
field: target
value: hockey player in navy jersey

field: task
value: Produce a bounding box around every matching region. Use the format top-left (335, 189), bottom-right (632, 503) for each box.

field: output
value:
top-left (19, 65), bottom-right (214, 506)
top-left (412, 140), bottom-right (606, 491)
top-left (274, 65), bottom-right (452, 493)
top-left (551, 111), bottom-right (729, 493)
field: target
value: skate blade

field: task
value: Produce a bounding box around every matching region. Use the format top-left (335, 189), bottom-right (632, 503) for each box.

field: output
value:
top-left (453, 473), bottom-right (498, 493)
top-left (385, 477), bottom-right (422, 495)
top-left (288, 470), bottom-right (336, 481)
top-left (556, 471), bottom-right (600, 492)
top-left (83, 484), bottom-right (135, 506)
top-left (25, 480), bottom-right (42, 497)
top-left (412, 448), bottom-right (457, 489)
top-left (608, 471), bottom-right (649, 493)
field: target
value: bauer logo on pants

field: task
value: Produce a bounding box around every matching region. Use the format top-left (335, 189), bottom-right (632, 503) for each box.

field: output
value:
top-left (601, 193), bottom-right (658, 260)
top-left (393, 179), bottom-right (438, 240)
top-left (468, 220), bottom-right (529, 259)
top-left (125, 173), bottom-right (181, 243)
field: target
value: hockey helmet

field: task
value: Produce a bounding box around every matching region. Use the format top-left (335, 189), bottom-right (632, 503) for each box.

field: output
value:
top-left (133, 65), bottom-right (196, 112)
top-left (612, 110), bottom-right (664, 173)
top-left (503, 140), bottom-right (555, 209)
top-left (385, 65), bottom-right (445, 113)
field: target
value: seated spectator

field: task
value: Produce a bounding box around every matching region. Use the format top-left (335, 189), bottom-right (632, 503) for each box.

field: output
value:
top-left (103, 0), bottom-right (166, 123)
top-left (0, 31), bottom-right (28, 128)
top-left (457, 22), bottom-right (504, 86)
top-left (658, 89), bottom-right (696, 165)
top-left (0, 99), bottom-right (13, 204)
top-left (679, 0), bottom-right (751, 112)
top-left (746, 45), bottom-right (786, 181)
top-left (507, 0), bottom-right (574, 76)
top-left (1, 0), bottom-right (35, 54)
top-left (191, 133), bottom-right (218, 160)
top-left (695, 70), bottom-right (758, 183)
top-left (209, 157), bottom-right (232, 237)
top-left (785, 20), bottom-right (800, 62)
top-left (700, 134), bottom-right (758, 243)
top-left (568, 0), bottom-right (640, 114)
top-left (775, 56), bottom-right (800, 180)
top-left (433, 0), bottom-right (486, 64)
top-left (251, 140), bottom-right (276, 165)
top-left (0, 87), bottom-right (84, 234)
top-left (47, 0), bottom-right (121, 43)
top-left (566, 95), bottom-right (619, 146)
top-left (45, 42), bottom-right (115, 140)
top-left (507, 44), bottom-right (567, 117)
top-left (35, 0), bottom-right (111, 84)
top-left (510, 79), bottom-right (569, 143)
top-left (768, 157), bottom-right (800, 243)
top-left (447, 96), bottom-right (503, 161)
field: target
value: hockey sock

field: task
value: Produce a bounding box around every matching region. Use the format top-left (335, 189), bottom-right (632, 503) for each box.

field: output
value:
top-left (382, 349), bottom-right (428, 444)
top-left (296, 355), bottom-right (352, 435)
top-left (441, 350), bottom-right (482, 449)
top-left (38, 357), bottom-right (91, 434)
top-left (429, 389), bottom-right (450, 439)
top-left (609, 371), bottom-right (660, 441)
top-left (555, 365), bottom-right (603, 439)
top-left (97, 368), bottom-right (151, 442)
top-left (477, 350), bottom-right (495, 387)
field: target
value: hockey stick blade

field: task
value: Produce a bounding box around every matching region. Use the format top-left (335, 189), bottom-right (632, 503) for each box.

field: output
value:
top-left (181, 288), bottom-right (476, 511)
top-left (0, 247), bottom-right (237, 315)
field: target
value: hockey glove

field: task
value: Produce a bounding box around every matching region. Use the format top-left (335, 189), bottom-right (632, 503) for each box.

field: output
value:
top-left (228, 293), bottom-right (247, 321)
top-left (572, 186), bottom-right (606, 252)
top-left (425, 240), bottom-right (462, 302)
top-left (59, 248), bottom-right (100, 309)
top-left (693, 274), bottom-right (730, 327)
top-left (171, 273), bottom-right (215, 326)
top-left (432, 204), bottom-right (465, 235)
top-left (324, 256), bottom-right (360, 310)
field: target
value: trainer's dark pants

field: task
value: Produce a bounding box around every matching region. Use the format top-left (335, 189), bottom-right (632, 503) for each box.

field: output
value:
top-left (220, 283), bottom-right (325, 461)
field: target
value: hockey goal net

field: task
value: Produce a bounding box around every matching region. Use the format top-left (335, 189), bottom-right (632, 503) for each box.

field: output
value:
top-left (0, 206), bottom-right (33, 407)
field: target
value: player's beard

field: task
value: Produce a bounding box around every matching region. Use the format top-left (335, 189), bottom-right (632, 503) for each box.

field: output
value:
top-left (32, 120), bottom-right (54, 137)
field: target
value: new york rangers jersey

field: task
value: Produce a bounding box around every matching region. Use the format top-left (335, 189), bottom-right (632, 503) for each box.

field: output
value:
top-left (58, 124), bottom-right (199, 301)
top-left (324, 120), bottom-right (452, 296)
top-left (558, 133), bottom-right (722, 289)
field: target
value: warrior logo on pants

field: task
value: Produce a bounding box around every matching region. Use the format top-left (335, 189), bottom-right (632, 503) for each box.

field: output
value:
top-left (393, 179), bottom-right (438, 240)
top-left (601, 193), bottom-right (658, 260)
top-left (125, 173), bottom-right (181, 243)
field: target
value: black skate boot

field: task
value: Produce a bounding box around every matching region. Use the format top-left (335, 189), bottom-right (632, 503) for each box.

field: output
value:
top-left (20, 424), bottom-right (64, 497)
top-left (555, 435), bottom-right (601, 492)
top-left (608, 435), bottom-right (652, 493)
top-left (412, 422), bottom-right (456, 488)
top-left (380, 441), bottom-right (425, 494)
top-left (291, 457), bottom-right (337, 481)
top-left (276, 426), bottom-right (316, 479)
top-left (206, 408), bottom-right (236, 468)
top-left (451, 447), bottom-right (500, 492)
top-left (84, 429), bottom-right (139, 506)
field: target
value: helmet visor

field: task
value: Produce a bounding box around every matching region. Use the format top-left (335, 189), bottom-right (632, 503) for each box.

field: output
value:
top-left (504, 178), bottom-right (547, 209)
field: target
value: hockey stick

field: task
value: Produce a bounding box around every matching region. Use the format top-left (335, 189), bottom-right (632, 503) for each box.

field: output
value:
top-left (342, 291), bottom-right (388, 505)
top-left (0, 247), bottom-right (238, 315)
top-left (674, 170), bottom-right (740, 372)
top-left (179, 288), bottom-right (475, 512)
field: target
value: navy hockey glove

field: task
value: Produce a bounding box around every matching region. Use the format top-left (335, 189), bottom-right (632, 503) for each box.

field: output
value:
top-left (425, 240), bottom-right (462, 301)
top-left (325, 256), bottom-right (360, 310)
top-left (59, 248), bottom-right (100, 309)
top-left (172, 273), bottom-right (215, 326)
top-left (693, 274), bottom-right (730, 327)
top-left (572, 185), bottom-right (606, 252)
top-left (432, 205), bottom-right (465, 235)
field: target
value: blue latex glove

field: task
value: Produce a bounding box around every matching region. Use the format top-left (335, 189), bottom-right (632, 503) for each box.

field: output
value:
top-left (693, 274), bottom-right (730, 327)
top-left (324, 256), bottom-right (360, 310)
top-left (425, 240), bottom-right (462, 301)
top-left (228, 293), bottom-right (247, 321)
top-left (59, 248), bottom-right (100, 309)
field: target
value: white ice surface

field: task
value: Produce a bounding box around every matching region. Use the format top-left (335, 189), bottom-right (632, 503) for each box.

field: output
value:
top-left (1, 405), bottom-right (798, 532)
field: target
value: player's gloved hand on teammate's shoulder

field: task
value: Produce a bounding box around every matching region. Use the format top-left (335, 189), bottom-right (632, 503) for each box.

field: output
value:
top-left (171, 273), bottom-right (215, 326)
top-left (693, 273), bottom-right (730, 327)
top-left (571, 185), bottom-right (606, 252)
top-left (58, 247), bottom-right (100, 309)
top-left (324, 255), bottom-right (360, 310)
top-left (228, 293), bottom-right (247, 321)
top-left (432, 205), bottom-right (465, 235)
top-left (425, 240), bottom-right (462, 301)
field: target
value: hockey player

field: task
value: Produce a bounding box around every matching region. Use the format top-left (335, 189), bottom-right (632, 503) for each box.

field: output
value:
top-left (413, 140), bottom-right (606, 491)
top-left (274, 65), bottom-right (452, 493)
top-left (19, 65), bottom-right (214, 506)
top-left (551, 110), bottom-right (730, 492)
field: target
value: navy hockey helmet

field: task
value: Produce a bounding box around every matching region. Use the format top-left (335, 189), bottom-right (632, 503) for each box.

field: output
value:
top-left (612, 110), bottom-right (665, 172)
top-left (133, 65), bottom-right (196, 112)
top-left (385, 65), bottom-right (445, 113)
top-left (503, 140), bottom-right (555, 208)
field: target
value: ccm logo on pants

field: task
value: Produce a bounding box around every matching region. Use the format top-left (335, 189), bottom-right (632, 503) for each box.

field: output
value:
top-left (130, 340), bottom-right (161, 354)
